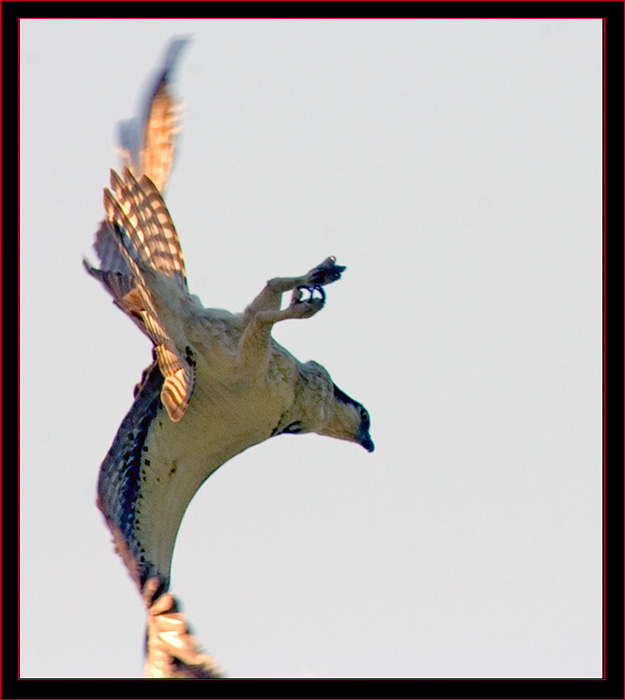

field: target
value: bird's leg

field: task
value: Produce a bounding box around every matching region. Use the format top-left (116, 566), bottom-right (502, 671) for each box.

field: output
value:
top-left (244, 256), bottom-right (345, 319)
top-left (237, 257), bottom-right (345, 377)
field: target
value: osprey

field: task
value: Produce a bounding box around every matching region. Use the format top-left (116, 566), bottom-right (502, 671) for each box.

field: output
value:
top-left (85, 38), bottom-right (373, 678)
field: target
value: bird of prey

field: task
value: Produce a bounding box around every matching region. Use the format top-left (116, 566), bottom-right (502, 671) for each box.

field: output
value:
top-left (85, 38), bottom-right (373, 679)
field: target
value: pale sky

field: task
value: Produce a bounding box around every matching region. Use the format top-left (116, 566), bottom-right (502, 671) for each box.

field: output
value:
top-left (20, 18), bottom-right (603, 679)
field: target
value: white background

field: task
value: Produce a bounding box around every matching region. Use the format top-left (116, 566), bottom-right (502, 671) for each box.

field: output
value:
top-left (20, 18), bottom-right (602, 679)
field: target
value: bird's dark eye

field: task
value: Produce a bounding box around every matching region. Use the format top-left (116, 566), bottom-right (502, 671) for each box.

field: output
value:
top-left (360, 408), bottom-right (370, 426)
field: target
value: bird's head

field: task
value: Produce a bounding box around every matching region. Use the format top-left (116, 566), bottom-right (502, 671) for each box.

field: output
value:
top-left (318, 382), bottom-right (375, 453)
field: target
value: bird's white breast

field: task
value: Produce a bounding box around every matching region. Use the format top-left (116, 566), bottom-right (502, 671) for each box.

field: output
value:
top-left (134, 345), bottom-right (296, 583)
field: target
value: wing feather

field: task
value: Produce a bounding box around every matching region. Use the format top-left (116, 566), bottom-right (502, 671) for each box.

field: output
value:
top-left (88, 169), bottom-right (193, 422)
top-left (117, 36), bottom-right (191, 193)
top-left (143, 580), bottom-right (224, 678)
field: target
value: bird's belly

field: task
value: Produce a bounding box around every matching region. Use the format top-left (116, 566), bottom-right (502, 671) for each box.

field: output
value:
top-left (134, 382), bottom-right (284, 587)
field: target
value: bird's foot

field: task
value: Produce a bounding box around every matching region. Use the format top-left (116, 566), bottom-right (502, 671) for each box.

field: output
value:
top-left (289, 284), bottom-right (326, 318)
top-left (304, 256), bottom-right (346, 287)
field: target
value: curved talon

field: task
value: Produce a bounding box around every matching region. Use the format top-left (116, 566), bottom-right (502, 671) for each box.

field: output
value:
top-left (310, 284), bottom-right (326, 303)
top-left (295, 284), bottom-right (326, 303)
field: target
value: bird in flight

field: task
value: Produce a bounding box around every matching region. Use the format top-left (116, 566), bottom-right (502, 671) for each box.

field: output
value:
top-left (85, 38), bottom-right (373, 678)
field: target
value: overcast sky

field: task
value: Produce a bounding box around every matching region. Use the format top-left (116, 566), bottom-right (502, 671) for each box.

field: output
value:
top-left (20, 18), bottom-right (602, 679)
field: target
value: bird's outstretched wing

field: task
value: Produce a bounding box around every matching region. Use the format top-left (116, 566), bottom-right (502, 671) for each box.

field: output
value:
top-left (118, 36), bottom-right (191, 193)
top-left (85, 167), bottom-right (194, 422)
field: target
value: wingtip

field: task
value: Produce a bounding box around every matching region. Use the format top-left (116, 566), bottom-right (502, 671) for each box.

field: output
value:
top-left (82, 256), bottom-right (99, 277)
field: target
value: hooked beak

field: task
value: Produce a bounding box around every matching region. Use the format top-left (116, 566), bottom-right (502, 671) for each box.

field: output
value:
top-left (359, 432), bottom-right (375, 453)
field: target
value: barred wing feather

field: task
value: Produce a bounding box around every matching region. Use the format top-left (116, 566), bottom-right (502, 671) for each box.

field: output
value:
top-left (86, 167), bottom-right (193, 422)
top-left (118, 36), bottom-right (190, 193)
